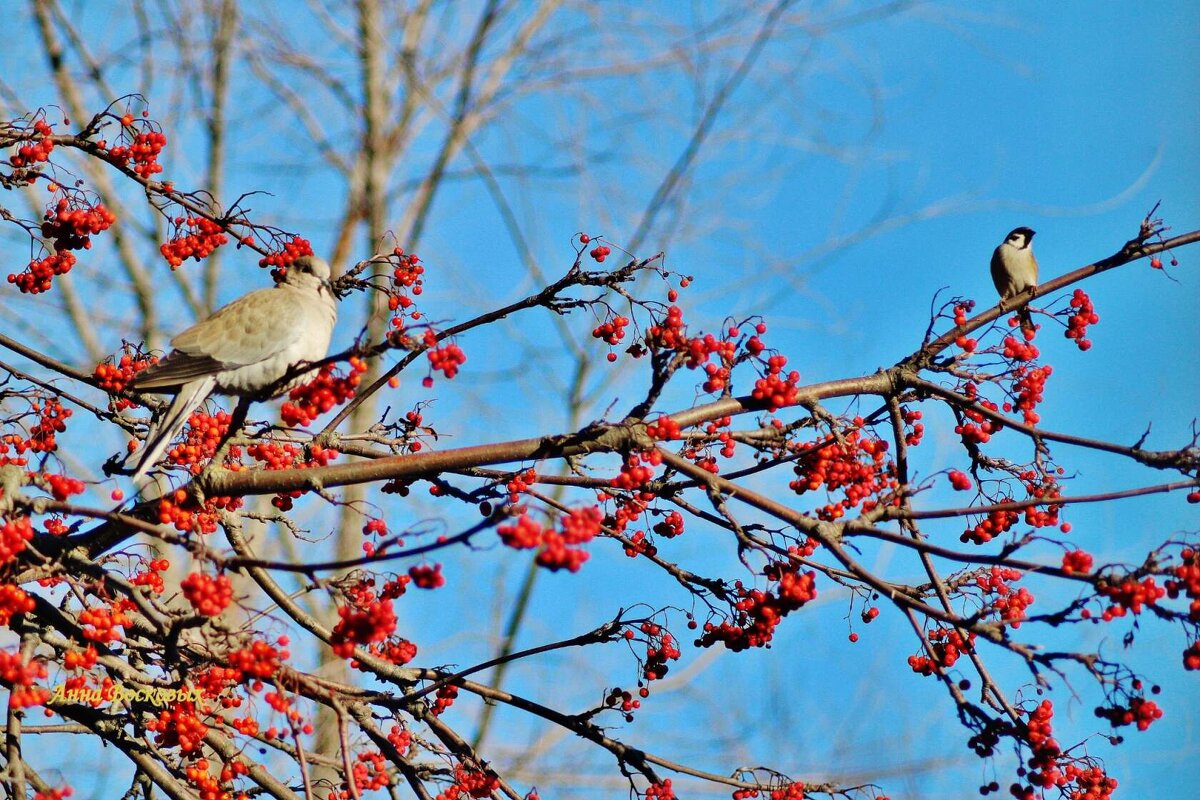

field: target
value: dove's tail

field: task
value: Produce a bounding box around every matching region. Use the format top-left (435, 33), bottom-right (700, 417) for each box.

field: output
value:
top-left (127, 376), bottom-right (216, 487)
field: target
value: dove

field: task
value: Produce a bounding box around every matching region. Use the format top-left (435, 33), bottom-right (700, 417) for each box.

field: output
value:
top-left (126, 255), bottom-right (337, 484)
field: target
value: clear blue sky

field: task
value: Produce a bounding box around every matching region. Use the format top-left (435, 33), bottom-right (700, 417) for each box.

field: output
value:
top-left (1, 2), bottom-right (1196, 798)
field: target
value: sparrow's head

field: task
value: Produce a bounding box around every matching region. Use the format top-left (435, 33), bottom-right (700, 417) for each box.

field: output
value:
top-left (1004, 227), bottom-right (1036, 249)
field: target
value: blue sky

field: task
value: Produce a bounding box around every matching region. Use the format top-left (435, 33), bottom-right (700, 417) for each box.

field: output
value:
top-left (1, 2), bottom-right (1197, 798)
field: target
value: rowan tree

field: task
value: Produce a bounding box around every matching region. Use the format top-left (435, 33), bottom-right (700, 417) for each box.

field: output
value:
top-left (0, 4), bottom-right (1197, 800)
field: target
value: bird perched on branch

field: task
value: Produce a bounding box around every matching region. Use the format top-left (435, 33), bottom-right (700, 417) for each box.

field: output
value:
top-left (126, 255), bottom-right (337, 484)
top-left (990, 227), bottom-right (1039, 334)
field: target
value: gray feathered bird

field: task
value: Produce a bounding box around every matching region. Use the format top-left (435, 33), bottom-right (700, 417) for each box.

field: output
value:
top-left (990, 227), bottom-right (1039, 334)
top-left (126, 255), bottom-right (337, 483)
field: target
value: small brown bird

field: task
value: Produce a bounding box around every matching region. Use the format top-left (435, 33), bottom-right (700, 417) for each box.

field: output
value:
top-left (990, 226), bottom-right (1038, 334)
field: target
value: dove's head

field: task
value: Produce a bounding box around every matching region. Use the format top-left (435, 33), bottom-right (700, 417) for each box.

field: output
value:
top-left (289, 255), bottom-right (332, 281)
top-left (283, 255), bottom-right (334, 293)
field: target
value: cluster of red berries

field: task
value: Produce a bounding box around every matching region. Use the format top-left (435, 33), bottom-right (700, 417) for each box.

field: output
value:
top-left (952, 300), bottom-right (979, 352)
top-left (331, 598), bottom-right (397, 658)
top-left (498, 514), bottom-right (542, 550)
top-left (1005, 365), bottom-right (1051, 425)
top-left (1022, 699), bottom-right (1065, 789)
top-left (646, 305), bottom-right (688, 352)
top-left (954, 384), bottom-right (1002, 445)
top-left (385, 249), bottom-right (425, 329)
top-left (589, 244), bottom-right (612, 262)
top-left (362, 517), bottom-right (388, 538)
top-left (506, 468), bottom-right (537, 503)
top-left (8, 250), bottom-right (77, 295)
top-left (1060, 765), bottom-right (1117, 800)
top-left (181, 572), bottom-right (234, 617)
top-left (604, 685), bottom-right (642, 718)
top-left (751, 355), bottom-right (801, 411)
top-left (25, 398), bottom-right (71, 453)
top-left (359, 519), bottom-right (403, 558)
top-left (156, 489), bottom-right (229, 534)
top-left (961, 507), bottom-right (1019, 545)
top-left (908, 626), bottom-right (975, 675)
top-left (0, 651), bottom-right (49, 708)
top-left (1001, 334), bottom-right (1039, 362)
top-left (623, 530), bottom-right (657, 559)
top-left (32, 785), bottom-right (73, 800)
top-left (8, 194), bottom-right (116, 293)
top-left (1095, 575), bottom-right (1165, 619)
top-left (1064, 289), bottom-right (1099, 351)
top-left (182, 758), bottom-right (249, 800)
top-left (9, 119), bottom-right (55, 166)
top-left (246, 440), bottom-right (337, 472)
top-left (0, 431), bottom-right (32, 467)
top-left (977, 568), bottom-right (1035, 629)
top-left (431, 684), bottom-right (458, 716)
top-left (368, 636), bottom-right (418, 667)
top-left (501, 506), bottom-right (603, 572)
top-left (146, 702), bottom-right (208, 753)
top-left (788, 426), bottom-right (896, 521)
top-left (1183, 640), bottom-right (1200, 671)
top-left (40, 197), bottom-right (117, 250)
top-left (424, 331), bottom-right (467, 384)
top-left (948, 470), bottom-right (973, 491)
top-left (79, 601), bottom-right (134, 644)
top-left (106, 128), bottom-right (166, 178)
top-left (636, 620), bottom-right (681, 683)
top-left (696, 563), bottom-right (818, 651)
top-left (902, 407), bottom-right (925, 446)
top-left (651, 510), bottom-right (684, 539)
top-left (281, 358), bottom-right (367, 426)
top-left (644, 780), bottom-right (675, 800)
top-left (698, 340), bottom-right (737, 391)
top-left (258, 237), bottom-right (313, 273)
top-left (388, 724), bottom-right (412, 753)
top-left (611, 450), bottom-right (660, 491)
top-left (592, 313), bottom-right (630, 346)
top-left (0, 517), bottom-right (34, 566)
top-left (1019, 474), bottom-right (1063, 530)
top-left (408, 563), bottom-right (445, 588)
top-left (62, 646), bottom-right (98, 672)
top-left (160, 216), bottom-right (229, 267)
top-left (1095, 696), bottom-right (1163, 731)
top-left (391, 247), bottom-right (424, 289)
top-left (1165, 547), bottom-right (1200, 621)
top-left (41, 471), bottom-right (85, 501)
top-left (167, 410), bottom-right (233, 474)
top-left (343, 749), bottom-right (391, 796)
top-left (227, 639), bottom-right (287, 680)
top-left (192, 664), bottom-right (241, 699)
top-left (1061, 549), bottom-right (1094, 575)
top-left (0, 583), bottom-right (34, 625)
top-left (94, 353), bottom-right (157, 411)
top-left (435, 764), bottom-right (499, 800)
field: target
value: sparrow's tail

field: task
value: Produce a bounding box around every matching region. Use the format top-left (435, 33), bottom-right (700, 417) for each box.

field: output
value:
top-left (127, 376), bottom-right (216, 486)
top-left (1017, 306), bottom-right (1035, 335)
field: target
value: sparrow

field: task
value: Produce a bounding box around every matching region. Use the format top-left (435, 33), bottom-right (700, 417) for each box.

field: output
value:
top-left (126, 255), bottom-right (338, 484)
top-left (990, 226), bottom-right (1038, 334)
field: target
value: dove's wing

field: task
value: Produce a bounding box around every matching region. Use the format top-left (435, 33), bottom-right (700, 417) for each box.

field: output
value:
top-left (131, 287), bottom-right (314, 390)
